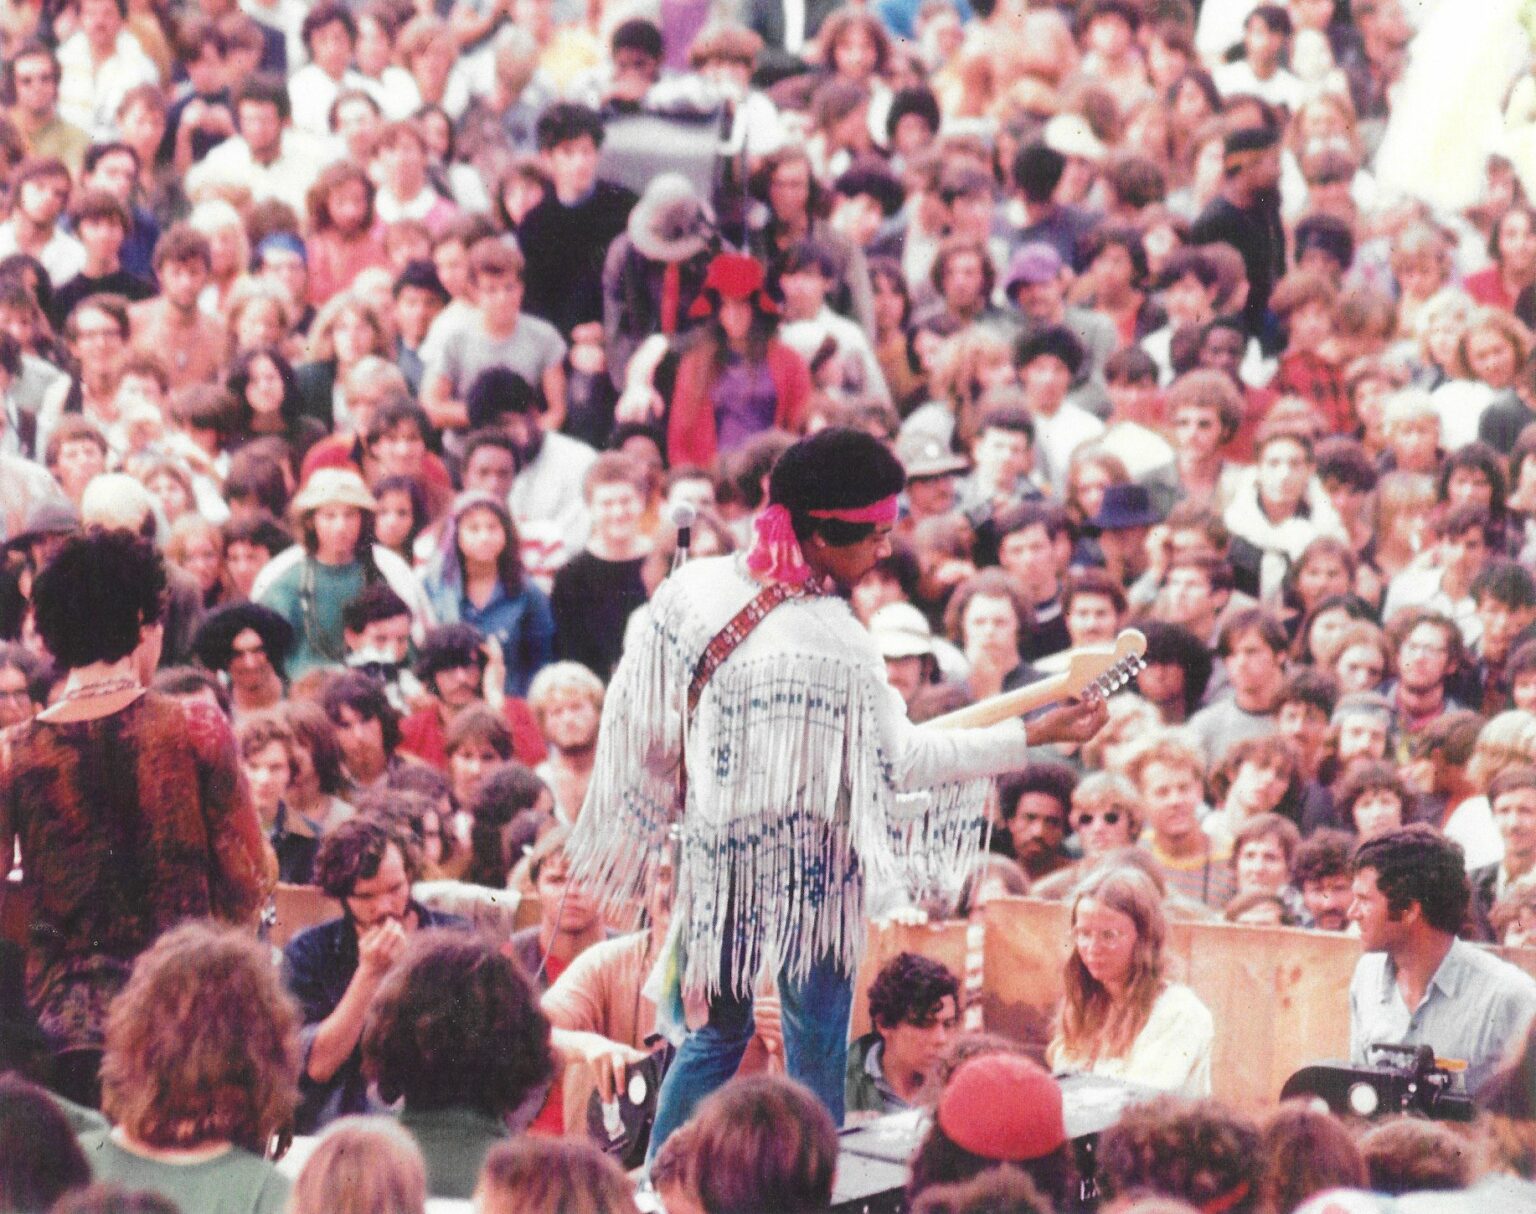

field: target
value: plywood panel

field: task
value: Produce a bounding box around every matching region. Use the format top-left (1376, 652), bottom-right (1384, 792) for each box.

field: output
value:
top-left (980, 897), bottom-right (1068, 1062)
top-left (269, 883), bottom-right (340, 950)
top-left (980, 897), bottom-right (1361, 1110)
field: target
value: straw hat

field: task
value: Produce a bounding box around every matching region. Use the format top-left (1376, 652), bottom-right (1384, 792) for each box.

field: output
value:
top-left (290, 468), bottom-right (378, 518)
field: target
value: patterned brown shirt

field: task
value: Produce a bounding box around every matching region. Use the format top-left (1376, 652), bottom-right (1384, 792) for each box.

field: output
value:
top-left (0, 692), bottom-right (275, 1052)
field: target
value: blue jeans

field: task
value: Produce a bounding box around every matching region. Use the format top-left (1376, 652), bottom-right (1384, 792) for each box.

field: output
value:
top-left (645, 952), bottom-right (854, 1164)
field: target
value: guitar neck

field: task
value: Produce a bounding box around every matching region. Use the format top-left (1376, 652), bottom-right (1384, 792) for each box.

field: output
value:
top-left (923, 672), bottom-right (1072, 730)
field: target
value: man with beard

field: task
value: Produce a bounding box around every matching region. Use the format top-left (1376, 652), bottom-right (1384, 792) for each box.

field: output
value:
top-left (998, 762), bottom-right (1077, 881)
top-left (1191, 126), bottom-right (1286, 354)
top-left (464, 366), bottom-right (597, 589)
top-left (528, 661), bottom-right (604, 825)
top-left (1293, 828), bottom-right (1355, 931)
top-left (191, 601), bottom-right (293, 719)
top-left (282, 814), bottom-right (468, 1130)
top-left (397, 622), bottom-right (545, 770)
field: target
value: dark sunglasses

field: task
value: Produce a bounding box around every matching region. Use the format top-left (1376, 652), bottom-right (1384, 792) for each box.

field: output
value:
top-left (1075, 811), bottom-right (1122, 829)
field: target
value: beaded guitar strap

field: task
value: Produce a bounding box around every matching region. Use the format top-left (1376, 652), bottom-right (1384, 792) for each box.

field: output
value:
top-left (674, 582), bottom-right (805, 820)
top-left (686, 582), bottom-right (805, 716)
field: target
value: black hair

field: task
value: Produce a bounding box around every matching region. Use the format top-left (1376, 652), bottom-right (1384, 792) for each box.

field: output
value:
top-left (341, 582), bottom-right (411, 634)
top-left (835, 163), bottom-right (907, 218)
top-left (322, 670), bottom-right (403, 753)
top-left (768, 427), bottom-right (905, 548)
top-left (1011, 143), bottom-right (1065, 204)
top-left (226, 346), bottom-right (301, 432)
top-left (610, 17), bottom-right (663, 58)
top-left (1279, 666), bottom-right (1338, 719)
top-left (466, 367), bottom-right (539, 427)
top-left (0, 1073), bottom-right (91, 1212)
top-left (82, 141), bottom-right (137, 178)
top-left (414, 622), bottom-right (486, 681)
top-left (1438, 440), bottom-right (1507, 521)
top-left (998, 761), bottom-right (1077, 823)
top-left (1015, 326), bottom-right (1085, 375)
top-left (32, 529), bottom-right (166, 669)
top-left (1079, 225), bottom-right (1149, 288)
top-left (371, 474), bottom-right (430, 552)
top-left (1137, 620), bottom-right (1214, 715)
top-left (1315, 437), bottom-right (1378, 494)
top-left (886, 86), bottom-right (942, 143)
top-left (1295, 212), bottom-right (1355, 272)
top-left (1352, 824), bottom-right (1471, 935)
top-left (868, 951), bottom-right (960, 1033)
top-left (1472, 558), bottom-right (1536, 609)
top-left (535, 102), bottom-right (605, 152)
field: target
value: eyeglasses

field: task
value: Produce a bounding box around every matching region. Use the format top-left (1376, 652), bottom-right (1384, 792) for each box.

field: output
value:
top-left (1073, 926), bottom-right (1128, 948)
top-left (1074, 811), bottom-right (1122, 829)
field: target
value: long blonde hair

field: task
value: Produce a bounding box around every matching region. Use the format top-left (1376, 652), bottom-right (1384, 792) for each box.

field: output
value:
top-left (1050, 866), bottom-right (1169, 1068)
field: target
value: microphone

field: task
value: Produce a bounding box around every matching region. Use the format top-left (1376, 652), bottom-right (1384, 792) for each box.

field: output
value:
top-left (669, 502), bottom-right (696, 571)
top-left (670, 502), bottom-right (696, 546)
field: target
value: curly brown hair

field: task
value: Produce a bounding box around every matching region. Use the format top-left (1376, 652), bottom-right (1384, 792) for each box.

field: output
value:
top-left (361, 930), bottom-right (553, 1117)
top-left (99, 922), bottom-right (300, 1153)
top-left (313, 814), bottom-right (423, 900)
top-left (1097, 1096), bottom-right (1261, 1212)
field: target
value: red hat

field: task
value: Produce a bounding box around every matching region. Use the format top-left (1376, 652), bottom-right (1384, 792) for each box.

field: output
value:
top-left (689, 252), bottom-right (778, 318)
top-left (936, 1055), bottom-right (1068, 1162)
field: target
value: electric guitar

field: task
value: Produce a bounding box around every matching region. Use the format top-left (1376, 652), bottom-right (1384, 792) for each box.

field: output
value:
top-left (923, 629), bottom-right (1148, 731)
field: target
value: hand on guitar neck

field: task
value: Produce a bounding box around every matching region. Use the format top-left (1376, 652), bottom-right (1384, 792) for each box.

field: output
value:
top-left (923, 629), bottom-right (1147, 742)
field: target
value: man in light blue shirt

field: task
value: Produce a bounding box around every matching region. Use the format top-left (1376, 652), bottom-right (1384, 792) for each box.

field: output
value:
top-left (1348, 825), bottom-right (1536, 1095)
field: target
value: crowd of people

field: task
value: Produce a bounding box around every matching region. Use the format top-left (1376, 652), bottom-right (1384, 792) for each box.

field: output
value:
top-left (4, 0), bottom-right (1536, 1207)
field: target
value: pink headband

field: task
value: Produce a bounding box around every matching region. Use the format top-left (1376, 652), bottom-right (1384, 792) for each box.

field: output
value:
top-left (746, 496), bottom-right (899, 585)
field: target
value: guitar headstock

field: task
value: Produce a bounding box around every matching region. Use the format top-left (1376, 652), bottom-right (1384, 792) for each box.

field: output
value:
top-left (1060, 629), bottom-right (1148, 703)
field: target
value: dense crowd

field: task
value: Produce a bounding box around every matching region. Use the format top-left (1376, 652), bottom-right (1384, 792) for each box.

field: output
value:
top-left (4, 0), bottom-right (1536, 1208)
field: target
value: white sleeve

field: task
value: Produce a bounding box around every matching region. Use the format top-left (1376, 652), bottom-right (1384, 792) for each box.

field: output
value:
top-left (1124, 985), bottom-right (1214, 1096)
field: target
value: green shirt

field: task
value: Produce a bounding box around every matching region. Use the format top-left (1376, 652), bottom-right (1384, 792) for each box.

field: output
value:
top-left (77, 1130), bottom-right (290, 1214)
top-left (260, 555), bottom-right (368, 680)
top-left (397, 1105), bottom-right (510, 1199)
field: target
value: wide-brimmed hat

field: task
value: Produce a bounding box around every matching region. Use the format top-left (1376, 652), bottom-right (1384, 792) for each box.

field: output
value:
top-left (290, 468), bottom-right (378, 518)
top-left (1044, 112), bottom-right (1106, 163)
top-left (192, 601), bottom-right (295, 671)
top-left (628, 173), bottom-right (715, 263)
top-left (868, 602), bottom-right (936, 660)
top-left (896, 430), bottom-right (968, 480)
top-left (1087, 483), bottom-right (1162, 531)
top-left (3, 498), bottom-right (78, 550)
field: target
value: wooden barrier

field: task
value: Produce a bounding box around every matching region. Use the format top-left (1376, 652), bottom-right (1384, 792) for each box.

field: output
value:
top-left (849, 918), bottom-right (970, 1041)
top-left (859, 897), bottom-right (1536, 1112)
top-left (268, 883), bottom-right (341, 950)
